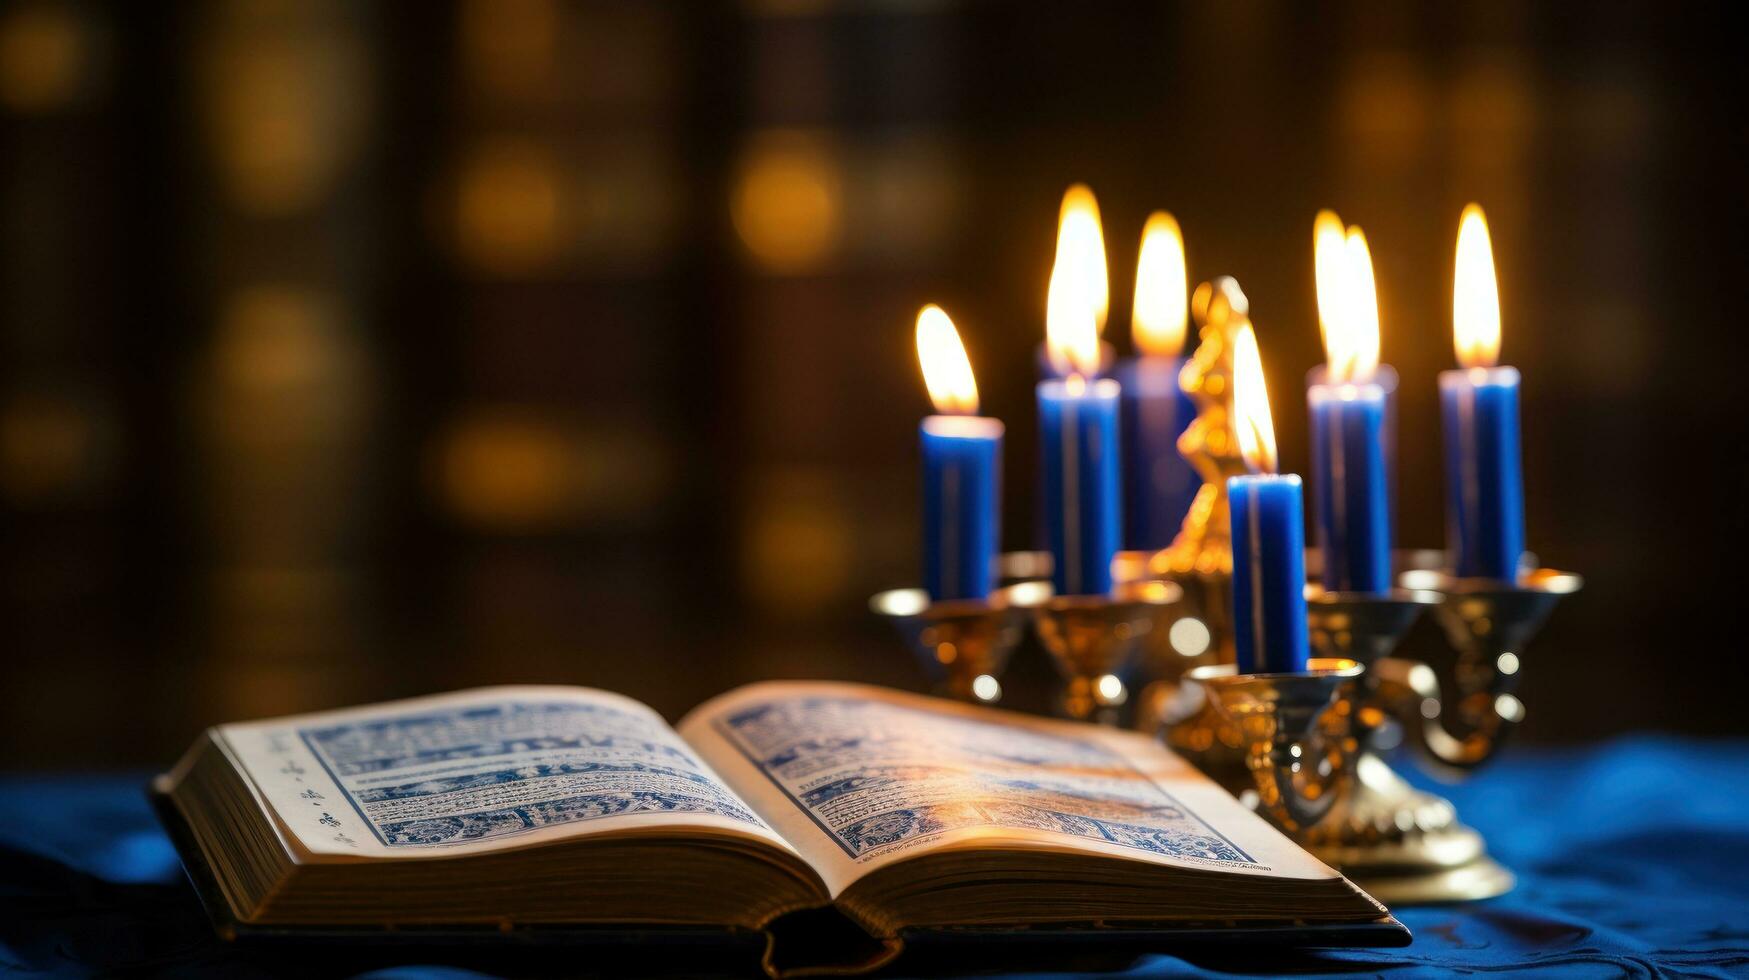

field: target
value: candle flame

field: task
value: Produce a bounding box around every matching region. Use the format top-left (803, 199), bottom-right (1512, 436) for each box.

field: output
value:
top-left (1338, 226), bottom-right (1382, 380)
top-left (1313, 211), bottom-right (1382, 382)
top-left (1132, 211), bottom-right (1188, 357)
top-left (1453, 203), bottom-right (1502, 368)
top-left (1046, 270), bottom-right (1102, 378)
top-left (1232, 323), bottom-right (1278, 474)
top-left (1313, 209), bottom-right (1349, 360)
top-left (1050, 183), bottom-right (1109, 333)
top-left (1045, 186), bottom-right (1105, 377)
top-left (915, 304), bottom-right (979, 415)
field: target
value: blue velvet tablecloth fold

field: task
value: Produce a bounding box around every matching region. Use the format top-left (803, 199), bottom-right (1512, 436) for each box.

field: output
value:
top-left (2, 735), bottom-right (1745, 978)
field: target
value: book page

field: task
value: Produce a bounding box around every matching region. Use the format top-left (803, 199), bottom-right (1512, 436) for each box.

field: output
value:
top-left (216, 686), bottom-right (798, 860)
top-left (679, 681), bottom-right (1338, 897)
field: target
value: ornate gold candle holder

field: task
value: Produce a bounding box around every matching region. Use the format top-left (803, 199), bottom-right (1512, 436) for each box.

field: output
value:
top-left (1166, 561), bottom-right (1579, 903)
top-left (1188, 659), bottom-right (1364, 832)
top-left (1300, 588), bottom-right (1511, 904)
top-left (1381, 566), bottom-right (1583, 775)
top-left (1031, 579), bottom-right (1183, 725)
top-left (870, 579), bottom-right (1052, 705)
top-left (1297, 562), bottom-right (1581, 902)
top-left (1188, 650), bottom-right (1511, 904)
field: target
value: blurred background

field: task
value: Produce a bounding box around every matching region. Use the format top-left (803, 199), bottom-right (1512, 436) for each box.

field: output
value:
top-left (2, 0), bottom-right (1743, 768)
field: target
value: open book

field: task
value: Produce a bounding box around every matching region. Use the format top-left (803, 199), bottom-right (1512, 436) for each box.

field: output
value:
top-left (155, 682), bottom-right (1404, 976)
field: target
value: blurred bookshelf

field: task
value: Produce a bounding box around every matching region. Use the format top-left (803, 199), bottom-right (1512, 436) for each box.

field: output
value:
top-left (1, 0), bottom-right (1743, 767)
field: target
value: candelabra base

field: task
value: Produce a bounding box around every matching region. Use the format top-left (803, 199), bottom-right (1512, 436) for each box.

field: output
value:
top-left (1307, 755), bottom-right (1513, 904)
top-left (1340, 851), bottom-right (1515, 906)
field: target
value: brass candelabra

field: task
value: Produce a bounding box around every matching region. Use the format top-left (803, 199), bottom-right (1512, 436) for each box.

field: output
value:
top-left (876, 273), bottom-right (1582, 904)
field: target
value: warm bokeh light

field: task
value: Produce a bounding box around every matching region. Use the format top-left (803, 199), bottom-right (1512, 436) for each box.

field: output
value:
top-left (1132, 211), bottom-right (1188, 357)
top-left (915, 304), bottom-right (979, 416)
top-left (455, 141), bottom-right (564, 274)
top-left (731, 130), bottom-right (843, 274)
top-left (461, 0), bottom-right (558, 98)
top-left (440, 412), bottom-right (578, 528)
top-left (1453, 203), bottom-right (1502, 368)
top-left (743, 467), bottom-right (852, 616)
top-left (1045, 244), bottom-right (1103, 379)
top-left (439, 410), bottom-right (671, 530)
top-left (1051, 183), bottom-right (1109, 332)
top-left (1312, 209), bottom-right (1349, 359)
top-left (201, 10), bottom-right (368, 218)
top-left (1232, 324), bottom-right (1278, 474)
top-left (0, 2), bottom-right (88, 113)
top-left (0, 392), bottom-right (109, 504)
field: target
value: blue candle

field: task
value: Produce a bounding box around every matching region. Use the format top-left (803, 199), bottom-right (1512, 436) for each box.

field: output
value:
top-left (1307, 363), bottom-right (1398, 535)
top-left (1307, 382), bottom-right (1391, 593)
top-left (1229, 474), bottom-right (1311, 674)
top-left (1038, 376), bottom-right (1122, 596)
top-left (1038, 183), bottom-right (1120, 596)
top-left (1440, 367), bottom-right (1524, 581)
top-left (921, 416), bottom-right (1003, 600)
top-left (1443, 204), bottom-right (1525, 582)
top-left (1117, 210), bottom-right (1197, 551)
top-left (1309, 214), bottom-right (1399, 540)
top-left (1117, 357), bottom-right (1198, 549)
top-left (1227, 322), bottom-right (1309, 675)
top-left (914, 305), bottom-right (1003, 600)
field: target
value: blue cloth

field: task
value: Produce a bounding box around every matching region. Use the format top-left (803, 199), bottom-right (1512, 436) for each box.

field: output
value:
top-left (2, 736), bottom-right (1746, 978)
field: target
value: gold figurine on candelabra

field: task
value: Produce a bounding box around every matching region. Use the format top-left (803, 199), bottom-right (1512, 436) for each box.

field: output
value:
top-left (1160, 276), bottom-right (1253, 581)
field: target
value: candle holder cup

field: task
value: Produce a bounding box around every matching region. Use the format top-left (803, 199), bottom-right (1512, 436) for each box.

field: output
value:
top-left (1188, 659), bottom-right (1363, 833)
top-left (1113, 551), bottom-right (1223, 680)
top-left (1032, 579), bottom-right (1183, 726)
top-left (870, 579), bottom-right (1052, 705)
top-left (1381, 566), bottom-right (1583, 776)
